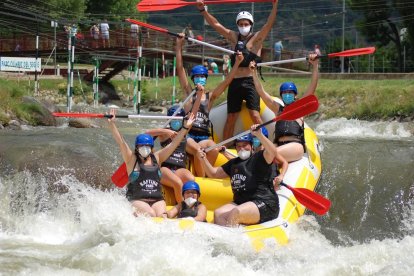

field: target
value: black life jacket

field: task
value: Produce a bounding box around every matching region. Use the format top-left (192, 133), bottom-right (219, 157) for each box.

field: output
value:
top-left (126, 154), bottom-right (163, 201)
top-left (189, 92), bottom-right (211, 135)
top-left (160, 137), bottom-right (187, 170)
top-left (177, 201), bottom-right (202, 219)
top-left (274, 105), bottom-right (305, 145)
top-left (230, 33), bottom-right (262, 67)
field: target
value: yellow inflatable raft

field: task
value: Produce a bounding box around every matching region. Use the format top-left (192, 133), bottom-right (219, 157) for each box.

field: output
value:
top-left (162, 98), bottom-right (322, 251)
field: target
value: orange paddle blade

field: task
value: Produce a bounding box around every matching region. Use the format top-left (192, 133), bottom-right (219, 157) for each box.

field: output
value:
top-left (281, 183), bottom-right (331, 215)
top-left (137, 0), bottom-right (273, 12)
top-left (111, 163), bottom-right (129, 188)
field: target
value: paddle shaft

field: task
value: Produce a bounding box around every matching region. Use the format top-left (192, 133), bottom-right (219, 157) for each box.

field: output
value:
top-left (126, 19), bottom-right (234, 55)
top-left (204, 120), bottom-right (272, 153)
top-left (162, 89), bottom-right (196, 128)
top-left (53, 113), bottom-right (184, 120)
top-left (257, 47), bottom-right (376, 67)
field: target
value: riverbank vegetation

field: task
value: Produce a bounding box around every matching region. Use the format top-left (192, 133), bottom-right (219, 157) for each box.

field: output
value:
top-left (1, 75), bottom-right (413, 126)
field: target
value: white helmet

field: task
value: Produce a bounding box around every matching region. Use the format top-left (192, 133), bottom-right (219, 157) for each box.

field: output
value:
top-left (236, 11), bottom-right (254, 25)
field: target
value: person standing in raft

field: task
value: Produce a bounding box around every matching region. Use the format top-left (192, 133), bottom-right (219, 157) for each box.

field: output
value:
top-left (107, 109), bottom-right (195, 217)
top-left (249, 54), bottom-right (319, 162)
top-left (197, 126), bottom-right (280, 226)
top-left (176, 33), bottom-right (244, 177)
top-left (196, 0), bottom-right (279, 142)
top-left (165, 181), bottom-right (207, 222)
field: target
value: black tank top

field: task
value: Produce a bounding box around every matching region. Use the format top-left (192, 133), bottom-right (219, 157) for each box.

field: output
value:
top-left (230, 33), bottom-right (262, 67)
top-left (126, 154), bottom-right (163, 201)
top-left (189, 92), bottom-right (211, 135)
top-left (221, 151), bottom-right (277, 205)
top-left (160, 138), bottom-right (187, 170)
top-left (274, 106), bottom-right (304, 144)
top-left (177, 201), bottom-right (201, 218)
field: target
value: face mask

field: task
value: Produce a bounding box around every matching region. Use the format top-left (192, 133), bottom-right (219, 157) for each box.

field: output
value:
top-left (238, 26), bottom-right (251, 36)
top-left (170, 120), bottom-right (182, 131)
top-left (252, 137), bottom-right (261, 148)
top-left (184, 197), bottom-right (197, 208)
top-left (238, 149), bottom-right (251, 160)
top-left (138, 146), bottom-right (151, 158)
top-left (194, 77), bottom-right (206, 86)
top-left (282, 93), bottom-right (295, 105)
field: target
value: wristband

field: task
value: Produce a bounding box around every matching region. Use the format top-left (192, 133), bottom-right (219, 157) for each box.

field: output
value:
top-left (182, 126), bottom-right (189, 130)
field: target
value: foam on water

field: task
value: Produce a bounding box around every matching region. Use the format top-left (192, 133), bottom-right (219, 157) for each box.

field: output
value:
top-left (314, 118), bottom-right (413, 139)
top-left (1, 171), bottom-right (413, 275)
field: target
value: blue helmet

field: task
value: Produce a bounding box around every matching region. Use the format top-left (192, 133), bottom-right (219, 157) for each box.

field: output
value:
top-left (279, 82), bottom-right (298, 96)
top-left (167, 105), bottom-right (186, 117)
top-left (190, 65), bottom-right (208, 80)
top-left (182, 180), bottom-right (200, 195)
top-left (135, 134), bottom-right (154, 147)
top-left (235, 133), bottom-right (253, 144)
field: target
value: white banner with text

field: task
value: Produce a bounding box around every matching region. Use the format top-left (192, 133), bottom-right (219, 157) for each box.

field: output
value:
top-left (0, 57), bottom-right (41, 72)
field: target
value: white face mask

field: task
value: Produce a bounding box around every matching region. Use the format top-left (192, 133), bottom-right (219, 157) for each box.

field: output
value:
top-left (238, 26), bottom-right (251, 36)
top-left (138, 146), bottom-right (151, 158)
top-left (238, 149), bottom-right (251, 160)
top-left (184, 197), bottom-right (197, 208)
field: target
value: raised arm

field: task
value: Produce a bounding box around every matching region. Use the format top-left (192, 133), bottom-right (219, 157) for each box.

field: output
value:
top-left (155, 113), bottom-right (195, 164)
top-left (252, 1), bottom-right (279, 48)
top-left (196, 148), bottom-right (229, 178)
top-left (145, 128), bottom-right (177, 141)
top-left (302, 54), bottom-right (319, 98)
top-left (176, 34), bottom-right (193, 96)
top-left (251, 124), bottom-right (278, 164)
top-left (250, 61), bottom-right (280, 114)
top-left (107, 109), bottom-right (134, 170)
top-left (196, 0), bottom-right (236, 43)
top-left (209, 51), bottom-right (243, 110)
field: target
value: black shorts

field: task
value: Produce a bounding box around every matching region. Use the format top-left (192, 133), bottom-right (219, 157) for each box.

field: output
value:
top-left (252, 198), bottom-right (280, 223)
top-left (227, 77), bottom-right (260, 113)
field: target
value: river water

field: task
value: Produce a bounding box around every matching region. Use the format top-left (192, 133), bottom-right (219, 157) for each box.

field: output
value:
top-left (0, 116), bottom-right (413, 275)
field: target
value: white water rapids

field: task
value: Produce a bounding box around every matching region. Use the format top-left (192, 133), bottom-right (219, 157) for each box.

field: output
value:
top-left (0, 118), bottom-right (413, 275)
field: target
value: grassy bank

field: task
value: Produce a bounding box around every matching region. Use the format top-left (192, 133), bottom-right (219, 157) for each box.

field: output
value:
top-left (1, 75), bottom-right (413, 125)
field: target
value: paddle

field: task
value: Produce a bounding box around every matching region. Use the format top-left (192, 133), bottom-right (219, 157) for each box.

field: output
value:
top-left (126, 18), bottom-right (235, 55)
top-left (137, 0), bottom-right (273, 12)
top-left (258, 47), bottom-right (376, 67)
top-left (53, 113), bottom-right (184, 120)
top-left (279, 182), bottom-right (331, 215)
top-left (204, 95), bottom-right (319, 152)
top-left (112, 163), bottom-right (129, 188)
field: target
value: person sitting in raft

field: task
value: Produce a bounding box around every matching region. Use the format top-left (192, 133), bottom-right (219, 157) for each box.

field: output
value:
top-left (107, 108), bottom-right (195, 217)
top-left (176, 33), bottom-right (245, 177)
top-left (146, 105), bottom-right (201, 204)
top-left (165, 180), bottom-right (207, 222)
top-left (249, 54), bottom-right (319, 162)
top-left (196, 126), bottom-right (280, 226)
top-left (220, 127), bottom-right (288, 186)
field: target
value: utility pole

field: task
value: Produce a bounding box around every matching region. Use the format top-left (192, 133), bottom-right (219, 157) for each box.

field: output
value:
top-left (52, 20), bottom-right (57, 75)
top-left (301, 20), bottom-right (304, 54)
top-left (35, 16), bottom-right (39, 96)
top-left (67, 25), bottom-right (77, 112)
top-left (341, 0), bottom-right (345, 73)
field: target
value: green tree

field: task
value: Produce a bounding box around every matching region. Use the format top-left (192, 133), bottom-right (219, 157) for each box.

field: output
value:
top-left (348, 0), bottom-right (413, 72)
top-left (86, 0), bottom-right (146, 21)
